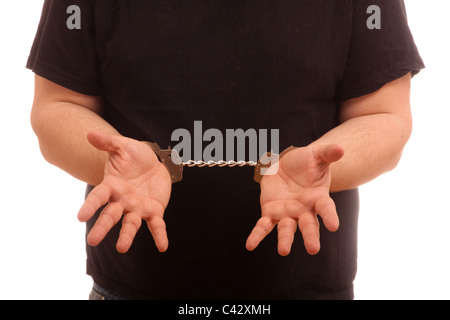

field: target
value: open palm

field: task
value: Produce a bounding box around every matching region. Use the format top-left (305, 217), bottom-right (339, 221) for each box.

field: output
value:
top-left (77, 131), bottom-right (172, 253)
top-left (246, 144), bottom-right (344, 256)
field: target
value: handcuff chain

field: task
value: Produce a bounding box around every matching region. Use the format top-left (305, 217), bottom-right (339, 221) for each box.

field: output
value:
top-left (182, 160), bottom-right (258, 168)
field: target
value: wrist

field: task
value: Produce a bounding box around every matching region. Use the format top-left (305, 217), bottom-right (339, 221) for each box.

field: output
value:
top-left (142, 141), bottom-right (183, 183)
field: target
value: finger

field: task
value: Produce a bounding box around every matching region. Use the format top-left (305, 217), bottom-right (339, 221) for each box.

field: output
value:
top-left (315, 196), bottom-right (339, 232)
top-left (298, 212), bottom-right (321, 255)
top-left (78, 184), bottom-right (111, 222)
top-left (245, 216), bottom-right (276, 251)
top-left (87, 202), bottom-right (123, 247)
top-left (313, 144), bottom-right (344, 165)
top-left (116, 212), bottom-right (142, 253)
top-left (277, 218), bottom-right (298, 256)
top-left (87, 130), bottom-right (122, 154)
top-left (146, 216), bottom-right (169, 253)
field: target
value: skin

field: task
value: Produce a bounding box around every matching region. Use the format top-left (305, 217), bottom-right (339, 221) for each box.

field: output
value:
top-left (78, 132), bottom-right (172, 253)
top-left (30, 71), bottom-right (413, 256)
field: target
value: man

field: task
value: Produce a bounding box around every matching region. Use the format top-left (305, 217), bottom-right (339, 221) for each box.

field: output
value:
top-left (27, 0), bottom-right (424, 300)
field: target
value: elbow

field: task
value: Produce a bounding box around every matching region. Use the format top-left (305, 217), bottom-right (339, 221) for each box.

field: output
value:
top-left (386, 116), bottom-right (413, 172)
top-left (388, 149), bottom-right (405, 172)
top-left (30, 102), bottom-right (39, 137)
top-left (36, 138), bottom-right (56, 166)
top-left (30, 100), bottom-right (46, 140)
top-left (30, 103), bottom-right (55, 165)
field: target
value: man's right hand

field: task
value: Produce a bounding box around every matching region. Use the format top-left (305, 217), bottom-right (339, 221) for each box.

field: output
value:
top-left (77, 131), bottom-right (172, 253)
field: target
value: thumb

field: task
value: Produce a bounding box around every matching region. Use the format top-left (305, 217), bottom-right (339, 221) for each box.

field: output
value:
top-left (313, 144), bottom-right (344, 165)
top-left (87, 130), bottom-right (122, 154)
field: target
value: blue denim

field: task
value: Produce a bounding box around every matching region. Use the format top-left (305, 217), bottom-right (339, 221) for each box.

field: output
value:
top-left (89, 283), bottom-right (124, 300)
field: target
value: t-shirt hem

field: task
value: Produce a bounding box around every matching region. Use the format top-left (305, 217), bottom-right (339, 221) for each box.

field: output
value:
top-left (87, 263), bottom-right (153, 300)
top-left (26, 58), bottom-right (102, 96)
top-left (338, 62), bottom-right (425, 103)
top-left (87, 263), bottom-right (354, 300)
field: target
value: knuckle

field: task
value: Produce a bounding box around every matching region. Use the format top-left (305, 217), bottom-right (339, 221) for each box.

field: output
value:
top-left (123, 213), bottom-right (142, 230)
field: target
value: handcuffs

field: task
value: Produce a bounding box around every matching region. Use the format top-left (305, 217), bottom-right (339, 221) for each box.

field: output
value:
top-left (145, 141), bottom-right (296, 184)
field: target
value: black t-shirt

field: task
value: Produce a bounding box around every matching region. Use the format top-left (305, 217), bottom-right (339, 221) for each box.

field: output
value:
top-left (27, 0), bottom-right (424, 299)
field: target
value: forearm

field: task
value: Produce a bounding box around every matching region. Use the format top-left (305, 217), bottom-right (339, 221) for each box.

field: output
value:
top-left (310, 113), bottom-right (411, 193)
top-left (31, 101), bottom-right (119, 186)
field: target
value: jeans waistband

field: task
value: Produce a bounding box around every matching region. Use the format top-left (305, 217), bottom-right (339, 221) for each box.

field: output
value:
top-left (90, 283), bottom-right (124, 300)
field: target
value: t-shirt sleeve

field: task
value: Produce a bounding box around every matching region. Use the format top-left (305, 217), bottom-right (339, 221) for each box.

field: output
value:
top-left (26, 0), bottom-right (101, 96)
top-left (338, 0), bottom-right (425, 103)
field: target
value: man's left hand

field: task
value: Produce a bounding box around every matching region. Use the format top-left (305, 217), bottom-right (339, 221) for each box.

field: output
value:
top-left (246, 144), bottom-right (344, 256)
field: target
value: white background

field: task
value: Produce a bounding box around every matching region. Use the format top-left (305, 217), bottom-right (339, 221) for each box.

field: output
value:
top-left (0, 0), bottom-right (448, 300)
